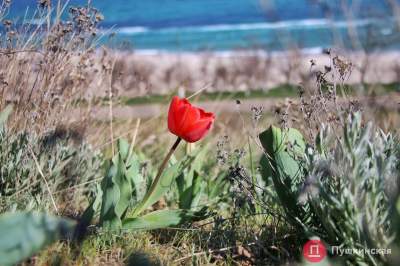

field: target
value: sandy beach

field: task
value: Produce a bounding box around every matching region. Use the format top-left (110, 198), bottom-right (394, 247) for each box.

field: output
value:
top-left (103, 49), bottom-right (400, 98)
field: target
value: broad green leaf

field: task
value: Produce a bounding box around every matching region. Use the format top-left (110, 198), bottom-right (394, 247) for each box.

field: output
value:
top-left (190, 173), bottom-right (205, 209)
top-left (179, 171), bottom-right (204, 209)
top-left (125, 152), bottom-right (144, 202)
top-left (122, 209), bottom-right (208, 231)
top-left (259, 126), bottom-right (306, 188)
top-left (186, 145), bottom-right (208, 187)
top-left (208, 172), bottom-right (229, 201)
top-left (118, 138), bottom-right (130, 161)
top-left (99, 139), bottom-right (141, 229)
top-left (176, 172), bottom-right (186, 197)
top-left (131, 162), bottom-right (180, 217)
top-left (114, 157), bottom-right (133, 218)
top-left (0, 212), bottom-right (75, 266)
top-left (99, 156), bottom-right (123, 229)
top-left (176, 146), bottom-right (208, 209)
top-left (259, 126), bottom-right (307, 227)
top-left (131, 149), bottom-right (200, 217)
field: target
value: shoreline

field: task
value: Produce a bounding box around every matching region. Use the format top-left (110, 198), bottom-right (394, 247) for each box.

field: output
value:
top-left (121, 47), bottom-right (400, 57)
top-left (116, 47), bottom-right (327, 57)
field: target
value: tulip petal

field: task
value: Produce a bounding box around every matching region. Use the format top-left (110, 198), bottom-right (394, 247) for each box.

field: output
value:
top-left (183, 117), bottom-right (214, 143)
top-left (168, 96), bottom-right (181, 135)
top-left (180, 105), bottom-right (200, 133)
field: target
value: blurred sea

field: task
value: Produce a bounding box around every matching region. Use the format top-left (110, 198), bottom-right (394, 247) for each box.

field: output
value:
top-left (7, 0), bottom-right (400, 52)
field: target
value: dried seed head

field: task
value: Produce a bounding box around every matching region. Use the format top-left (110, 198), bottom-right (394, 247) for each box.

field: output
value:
top-left (95, 13), bottom-right (104, 22)
top-left (333, 56), bottom-right (353, 80)
top-left (324, 66), bottom-right (332, 73)
top-left (323, 48), bottom-right (331, 55)
top-left (2, 19), bottom-right (12, 27)
top-left (251, 105), bottom-right (263, 123)
top-left (217, 135), bottom-right (230, 165)
top-left (38, 0), bottom-right (51, 8)
top-left (234, 148), bottom-right (246, 159)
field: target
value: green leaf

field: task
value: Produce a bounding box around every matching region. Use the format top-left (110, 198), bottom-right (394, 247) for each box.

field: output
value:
top-left (114, 159), bottom-right (133, 218)
top-left (176, 147), bottom-right (206, 192)
top-left (0, 212), bottom-right (75, 266)
top-left (175, 146), bottom-right (208, 209)
top-left (179, 171), bottom-right (204, 209)
top-left (131, 162), bottom-right (180, 217)
top-left (0, 105), bottom-right (13, 128)
top-left (75, 184), bottom-right (103, 240)
top-left (262, 126), bottom-right (305, 183)
top-left (99, 139), bottom-right (140, 230)
top-left (122, 209), bottom-right (208, 231)
top-left (259, 126), bottom-right (307, 227)
top-left (99, 155), bottom-right (123, 229)
top-left (208, 172), bottom-right (229, 201)
top-left (125, 152), bottom-right (144, 202)
top-left (187, 146), bottom-right (208, 186)
top-left (118, 138), bottom-right (130, 161)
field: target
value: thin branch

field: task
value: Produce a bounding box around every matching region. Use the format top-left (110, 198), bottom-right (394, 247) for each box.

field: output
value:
top-left (187, 83), bottom-right (212, 100)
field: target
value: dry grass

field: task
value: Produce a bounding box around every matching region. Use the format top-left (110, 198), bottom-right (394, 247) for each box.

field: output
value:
top-left (0, 1), bottom-right (108, 135)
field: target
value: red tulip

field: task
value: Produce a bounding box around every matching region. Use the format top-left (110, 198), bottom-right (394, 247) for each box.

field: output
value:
top-left (168, 96), bottom-right (215, 143)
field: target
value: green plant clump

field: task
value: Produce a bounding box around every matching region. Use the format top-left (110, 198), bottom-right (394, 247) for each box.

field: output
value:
top-left (259, 113), bottom-right (399, 265)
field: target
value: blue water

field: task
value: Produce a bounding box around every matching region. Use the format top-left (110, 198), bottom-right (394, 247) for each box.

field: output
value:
top-left (6, 0), bottom-right (400, 52)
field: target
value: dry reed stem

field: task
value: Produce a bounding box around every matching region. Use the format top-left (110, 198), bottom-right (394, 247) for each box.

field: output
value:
top-left (129, 118), bottom-right (141, 156)
top-left (28, 146), bottom-right (59, 214)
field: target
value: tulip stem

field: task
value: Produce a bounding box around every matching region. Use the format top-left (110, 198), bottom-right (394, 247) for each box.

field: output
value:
top-left (154, 137), bottom-right (182, 185)
top-left (132, 137), bottom-right (182, 217)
